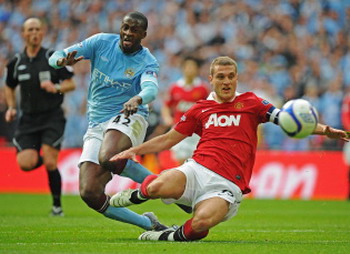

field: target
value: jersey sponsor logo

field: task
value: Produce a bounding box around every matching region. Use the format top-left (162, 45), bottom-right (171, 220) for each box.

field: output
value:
top-left (205, 113), bottom-right (241, 129)
top-left (92, 68), bottom-right (132, 90)
top-left (18, 65), bottom-right (26, 70)
top-left (18, 73), bottom-right (31, 81)
top-left (39, 71), bottom-right (51, 82)
top-left (124, 68), bottom-right (135, 78)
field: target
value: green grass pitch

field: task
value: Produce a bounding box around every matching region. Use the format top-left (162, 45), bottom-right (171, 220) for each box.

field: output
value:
top-left (0, 194), bottom-right (349, 254)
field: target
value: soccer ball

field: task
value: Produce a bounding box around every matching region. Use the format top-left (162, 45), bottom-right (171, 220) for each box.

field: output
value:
top-left (278, 99), bottom-right (318, 139)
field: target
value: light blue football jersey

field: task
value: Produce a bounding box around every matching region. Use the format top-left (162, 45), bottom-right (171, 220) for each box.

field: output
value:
top-left (63, 33), bottom-right (159, 126)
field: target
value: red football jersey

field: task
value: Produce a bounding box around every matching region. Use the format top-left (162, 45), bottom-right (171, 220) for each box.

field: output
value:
top-left (166, 78), bottom-right (209, 123)
top-left (174, 92), bottom-right (275, 194)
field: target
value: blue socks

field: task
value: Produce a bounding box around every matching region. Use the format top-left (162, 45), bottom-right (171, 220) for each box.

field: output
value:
top-left (120, 159), bottom-right (153, 183)
top-left (103, 160), bottom-right (154, 230)
top-left (103, 206), bottom-right (152, 230)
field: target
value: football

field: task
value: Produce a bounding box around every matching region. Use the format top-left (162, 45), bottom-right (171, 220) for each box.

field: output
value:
top-left (278, 99), bottom-right (318, 139)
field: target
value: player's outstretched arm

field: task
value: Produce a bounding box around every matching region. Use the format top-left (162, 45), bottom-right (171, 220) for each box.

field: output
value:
top-left (313, 123), bottom-right (349, 141)
top-left (49, 50), bottom-right (83, 69)
top-left (110, 129), bottom-right (187, 162)
top-left (57, 51), bottom-right (84, 67)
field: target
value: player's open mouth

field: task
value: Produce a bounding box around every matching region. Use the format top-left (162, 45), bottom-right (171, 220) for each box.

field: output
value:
top-left (123, 38), bottom-right (133, 47)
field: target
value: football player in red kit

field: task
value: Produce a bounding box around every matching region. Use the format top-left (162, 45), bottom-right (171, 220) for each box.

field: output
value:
top-left (109, 56), bottom-right (348, 241)
top-left (162, 56), bottom-right (209, 164)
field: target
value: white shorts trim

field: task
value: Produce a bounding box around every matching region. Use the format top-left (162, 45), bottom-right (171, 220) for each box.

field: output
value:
top-left (162, 159), bottom-right (243, 221)
top-left (79, 114), bottom-right (148, 166)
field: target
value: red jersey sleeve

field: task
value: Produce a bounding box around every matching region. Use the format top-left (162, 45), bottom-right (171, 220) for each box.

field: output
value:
top-left (174, 105), bottom-right (201, 136)
top-left (253, 95), bottom-right (276, 124)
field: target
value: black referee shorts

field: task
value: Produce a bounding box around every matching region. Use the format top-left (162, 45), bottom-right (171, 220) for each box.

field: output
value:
top-left (13, 108), bottom-right (66, 153)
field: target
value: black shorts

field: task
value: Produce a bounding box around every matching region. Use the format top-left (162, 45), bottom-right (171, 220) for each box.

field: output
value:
top-left (13, 108), bottom-right (66, 152)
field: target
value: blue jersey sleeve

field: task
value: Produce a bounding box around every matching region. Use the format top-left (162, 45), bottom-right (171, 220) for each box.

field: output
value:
top-left (49, 33), bottom-right (104, 69)
top-left (63, 33), bottom-right (104, 60)
top-left (138, 62), bottom-right (159, 104)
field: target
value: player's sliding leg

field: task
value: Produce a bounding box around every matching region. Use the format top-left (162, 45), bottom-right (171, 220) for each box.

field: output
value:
top-left (138, 218), bottom-right (209, 241)
top-left (138, 197), bottom-right (230, 241)
top-left (79, 161), bottom-right (168, 231)
top-left (110, 173), bottom-right (193, 213)
top-left (110, 174), bottom-right (157, 207)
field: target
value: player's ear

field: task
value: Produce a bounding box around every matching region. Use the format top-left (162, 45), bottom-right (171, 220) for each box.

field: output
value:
top-left (208, 75), bottom-right (213, 82)
top-left (142, 31), bottom-right (147, 39)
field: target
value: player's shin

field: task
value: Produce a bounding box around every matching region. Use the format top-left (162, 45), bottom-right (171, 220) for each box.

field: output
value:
top-left (120, 159), bottom-right (153, 183)
top-left (167, 218), bottom-right (209, 241)
top-left (139, 218), bottom-right (209, 241)
top-left (90, 194), bottom-right (156, 230)
top-left (103, 206), bottom-right (154, 230)
top-left (47, 169), bottom-right (62, 207)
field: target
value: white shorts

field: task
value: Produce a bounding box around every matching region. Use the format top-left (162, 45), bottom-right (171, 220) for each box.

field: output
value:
top-left (171, 134), bottom-right (200, 161)
top-left (79, 114), bottom-right (148, 165)
top-left (162, 159), bottom-right (243, 221)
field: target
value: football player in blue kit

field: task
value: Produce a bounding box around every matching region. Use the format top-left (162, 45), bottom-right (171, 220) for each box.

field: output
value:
top-left (49, 11), bottom-right (167, 230)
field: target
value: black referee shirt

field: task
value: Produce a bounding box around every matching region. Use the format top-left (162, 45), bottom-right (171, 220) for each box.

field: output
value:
top-left (5, 47), bottom-right (74, 114)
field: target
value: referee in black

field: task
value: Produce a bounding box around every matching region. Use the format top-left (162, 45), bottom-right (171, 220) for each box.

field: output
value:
top-left (4, 17), bottom-right (76, 216)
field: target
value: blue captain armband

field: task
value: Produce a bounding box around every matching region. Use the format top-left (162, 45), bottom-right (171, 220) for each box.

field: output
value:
top-left (48, 50), bottom-right (67, 69)
top-left (138, 81), bottom-right (159, 105)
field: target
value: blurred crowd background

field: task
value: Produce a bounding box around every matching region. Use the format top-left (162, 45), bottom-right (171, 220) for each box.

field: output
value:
top-left (0, 0), bottom-right (349, 151)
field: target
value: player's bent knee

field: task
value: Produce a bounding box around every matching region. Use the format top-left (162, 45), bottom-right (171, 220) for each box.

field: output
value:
top-left (147, 180), bottom-right (165, 197)
top-left (99, 154), bottom-right (127, 174)
top-left (17, 160), bottom-right (37, 171)
top-left (191, 217), bottom-right (213, 232)
top-left (80, 186), bottom-right (99, 205)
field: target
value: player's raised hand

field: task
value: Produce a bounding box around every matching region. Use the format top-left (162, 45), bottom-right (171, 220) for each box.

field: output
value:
top-left (110, 149), bottom-right (137, 162)
top-left (57, 50), bottom-right (83, 67)
top-left (121, 96), bottom-right (142, 118)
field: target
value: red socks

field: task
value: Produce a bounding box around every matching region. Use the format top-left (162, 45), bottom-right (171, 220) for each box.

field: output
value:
top-left (183, 218), bottom-right (209, 240)
top-left (140, 174), bottom-right (158, 198)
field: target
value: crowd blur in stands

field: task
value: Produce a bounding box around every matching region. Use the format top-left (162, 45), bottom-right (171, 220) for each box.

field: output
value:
top-left (0, 0), bottom-right (349, 151)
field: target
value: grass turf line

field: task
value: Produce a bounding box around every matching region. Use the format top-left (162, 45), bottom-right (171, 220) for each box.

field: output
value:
top-left (0, 194), bottom-right (349, 254)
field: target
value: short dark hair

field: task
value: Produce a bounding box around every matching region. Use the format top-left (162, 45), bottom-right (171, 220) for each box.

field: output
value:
top-left (182, 56), bottom-right (201, 67)
top-left (210, 56), bottom-right (238, 75)
top-left (125, 11), bottom-right (148, 30)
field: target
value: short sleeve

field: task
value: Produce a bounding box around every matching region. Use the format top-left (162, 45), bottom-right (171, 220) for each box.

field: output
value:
top-left (63, 33), bottom-right (103, 60)
top-left (174, 106), bottom-right (200, 136)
